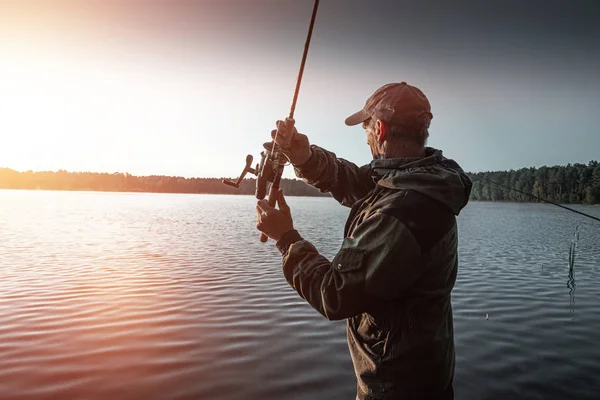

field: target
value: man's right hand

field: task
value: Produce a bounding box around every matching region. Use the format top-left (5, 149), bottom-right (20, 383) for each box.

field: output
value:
top-left (264, 118), bottom-right (312, 166)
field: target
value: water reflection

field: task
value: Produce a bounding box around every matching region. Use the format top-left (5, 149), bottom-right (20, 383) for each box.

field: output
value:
top-left (2, 192), bottom-right (600, 399)
top-left (567, 265), bottom-right (576, 319)
top-left (567, 225), bottom-right (579, 319)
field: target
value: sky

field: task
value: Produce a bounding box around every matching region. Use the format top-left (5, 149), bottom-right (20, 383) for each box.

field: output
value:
top-left (1, 0), bottom-right (599, 179)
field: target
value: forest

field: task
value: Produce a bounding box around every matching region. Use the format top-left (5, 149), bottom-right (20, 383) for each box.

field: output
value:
top-left (468, 161), bottom-right (600, 204)
top-left (0, 168), bottom-right (328, 197)
top-left (1, 160), bottom-right (599, 204)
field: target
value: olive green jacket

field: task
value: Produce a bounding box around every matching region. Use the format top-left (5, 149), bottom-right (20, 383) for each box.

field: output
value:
top-left (276, 145), bottom-right (472, 399)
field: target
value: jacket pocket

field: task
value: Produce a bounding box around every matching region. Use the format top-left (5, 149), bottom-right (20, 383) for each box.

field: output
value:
top-left (332, 248), bottom-right (366, 273)
top-left (352, 313), bottom-right (389, 360)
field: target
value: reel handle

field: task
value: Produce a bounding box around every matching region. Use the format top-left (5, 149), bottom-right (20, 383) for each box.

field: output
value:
top-left (221, 154), bottom-right (257, 188)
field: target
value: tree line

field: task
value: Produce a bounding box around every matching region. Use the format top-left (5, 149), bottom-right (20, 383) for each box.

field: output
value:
top-left (0, 168), bottom-right (329, 197)
top-left (1, 160), bottom-right (599, 204)
top-left (466, 161), bottom-right (600, 204)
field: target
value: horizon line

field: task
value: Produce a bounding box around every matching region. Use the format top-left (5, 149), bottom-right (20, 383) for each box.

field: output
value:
top-left (2, 159), bottom-right (599, 179)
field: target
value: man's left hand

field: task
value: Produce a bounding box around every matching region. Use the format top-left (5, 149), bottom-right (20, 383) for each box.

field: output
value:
top-left (256, 189), bottom-right (294, 241)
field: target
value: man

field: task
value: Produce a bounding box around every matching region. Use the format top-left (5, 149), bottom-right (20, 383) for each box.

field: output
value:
top-left (256, 82), bottom-right (472, 399)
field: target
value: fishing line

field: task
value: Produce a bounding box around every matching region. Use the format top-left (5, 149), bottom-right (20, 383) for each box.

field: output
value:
top-left (475, 179), bottom-right (600, 224)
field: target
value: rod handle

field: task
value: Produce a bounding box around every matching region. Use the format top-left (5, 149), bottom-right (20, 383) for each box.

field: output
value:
top-left (259, 184), bottom-right (279, 243)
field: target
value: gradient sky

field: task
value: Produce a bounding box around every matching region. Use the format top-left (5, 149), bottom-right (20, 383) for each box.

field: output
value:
top-left (1, 0), bottom-right (599, 179)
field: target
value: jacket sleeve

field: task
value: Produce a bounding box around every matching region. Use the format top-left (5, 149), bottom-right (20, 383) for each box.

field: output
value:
top-left (277, 212), bottom-right (424, 321)
top-left (293, 145), bottom-right (375, 208)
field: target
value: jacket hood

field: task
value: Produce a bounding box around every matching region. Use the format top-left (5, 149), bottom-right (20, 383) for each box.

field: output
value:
top-left (370, 148), bottom-right (473, 215)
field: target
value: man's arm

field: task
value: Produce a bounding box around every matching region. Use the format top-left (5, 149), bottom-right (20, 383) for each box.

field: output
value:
top-left (294, 144), bottom-right (375, 208)
top-left (268, 118), bottom-right (375, 207)
top-left (275, 211), bottom-right (424, 320)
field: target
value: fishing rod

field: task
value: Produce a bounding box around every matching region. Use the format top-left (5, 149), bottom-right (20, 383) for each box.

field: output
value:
top-left (477, 179), bottom-right (600, 223)
top-left (222, 0), bottom-right (320, 242)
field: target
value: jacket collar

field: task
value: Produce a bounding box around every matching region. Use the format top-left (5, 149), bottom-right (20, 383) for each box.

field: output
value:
top-left (370, 147), bottom-right (443, 176)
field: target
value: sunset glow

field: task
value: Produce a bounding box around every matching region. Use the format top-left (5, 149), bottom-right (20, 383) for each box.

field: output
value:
top-left (1, 1), bottom-right (599, 178)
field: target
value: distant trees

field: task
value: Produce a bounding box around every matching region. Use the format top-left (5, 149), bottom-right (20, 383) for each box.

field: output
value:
top-left (1, 160), bottom-right (599, 204)
top-left (468, 161), bottom-right (600, 204)
top-left (0, 168), bottom-right (329, 197)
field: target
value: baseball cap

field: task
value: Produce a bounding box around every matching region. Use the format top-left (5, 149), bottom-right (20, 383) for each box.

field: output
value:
top-left (344, 82), bottom-right (433, 127)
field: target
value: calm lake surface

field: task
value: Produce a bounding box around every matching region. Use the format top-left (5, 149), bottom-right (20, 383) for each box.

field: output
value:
top-left (1, 190), bottom-right (599, 400)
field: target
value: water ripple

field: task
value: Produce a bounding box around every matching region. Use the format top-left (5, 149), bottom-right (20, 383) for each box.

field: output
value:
top-left (0, 191), bottom-right (599, 399)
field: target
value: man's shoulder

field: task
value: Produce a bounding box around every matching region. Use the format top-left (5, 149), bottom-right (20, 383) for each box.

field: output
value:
top-left (372, 188), bottom-right (447, 215)
top-left (372, 189), bottom-right (456, 253)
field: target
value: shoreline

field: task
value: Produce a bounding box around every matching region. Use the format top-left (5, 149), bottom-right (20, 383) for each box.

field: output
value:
top-left (1, 188), bottom-right (598, 206)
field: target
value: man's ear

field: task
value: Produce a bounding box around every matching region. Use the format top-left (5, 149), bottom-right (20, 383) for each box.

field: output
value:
top-left (375, 119), bottom-right (387, 143)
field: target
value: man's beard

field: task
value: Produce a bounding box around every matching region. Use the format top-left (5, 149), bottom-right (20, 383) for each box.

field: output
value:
top-left (368, 135), bottom-right (384, 159)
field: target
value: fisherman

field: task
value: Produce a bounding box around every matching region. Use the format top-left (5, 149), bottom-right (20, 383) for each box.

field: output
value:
top-left (256, 82), bottom-right (473, 399)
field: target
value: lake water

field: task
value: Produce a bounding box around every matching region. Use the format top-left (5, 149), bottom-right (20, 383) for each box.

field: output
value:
top-left (1, 190), bottom-right (599, 399)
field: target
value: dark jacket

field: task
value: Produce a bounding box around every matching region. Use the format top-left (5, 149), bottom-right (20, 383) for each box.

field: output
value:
top-left (275, 145), bottom-right (473, 399)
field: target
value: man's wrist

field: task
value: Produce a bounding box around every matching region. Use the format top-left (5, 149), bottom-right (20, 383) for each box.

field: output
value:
top-left (276, 229), bottom-right (303, 256)
top-left (293, 146), bottom-right (314, 167)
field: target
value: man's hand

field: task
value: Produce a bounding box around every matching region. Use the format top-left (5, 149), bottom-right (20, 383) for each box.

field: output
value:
top-left (263, 118), bottom-right (312, 166)
top-left (256, 189), bottom-right (294, 241)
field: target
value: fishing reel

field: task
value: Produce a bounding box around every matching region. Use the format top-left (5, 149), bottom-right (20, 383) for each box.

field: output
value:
top-left (222, 154), bottom-right (259, 189)
top-left (223, 145), bottom-right (288, 243)
top-left (221, 145), bottom-right (288, 200)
